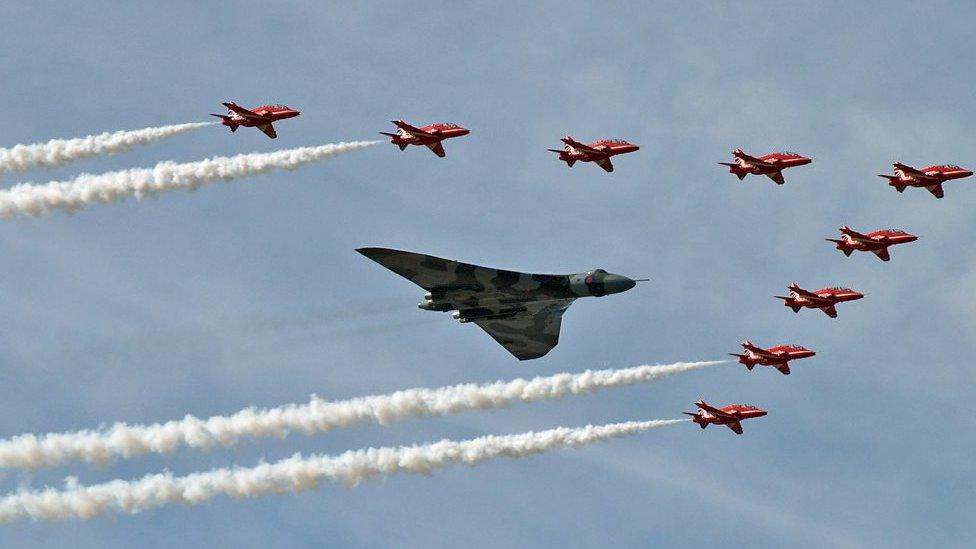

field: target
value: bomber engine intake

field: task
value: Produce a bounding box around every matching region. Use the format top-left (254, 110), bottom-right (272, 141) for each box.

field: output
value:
top-left (453, 307), bottom-right (525, 323)
top-left (418, 299), bottom-right (453, 312)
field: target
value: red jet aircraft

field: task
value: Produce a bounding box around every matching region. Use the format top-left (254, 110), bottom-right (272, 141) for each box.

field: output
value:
top-left (826, 226), bottom-right (918, 262)
top-left (877, 162), bottom-right (973, 198)
top-left (210, 102), bottom-right (300, 139)
top-left (719, 149), bottom-right (811, 184)
top-left (548, 137), bottom-right (639, 172)
top-left (684, 400), bottom-right (767, 435)
top-left (776, 283), bottom-right (864, 318)
top-left (380, 120), bottom-right (470, 158)
top-left (730, 340), bottom-right (815, 375)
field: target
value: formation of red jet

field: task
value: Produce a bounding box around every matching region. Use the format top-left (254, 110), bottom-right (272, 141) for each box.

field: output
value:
top-left (204, 103), bottom-right (972, 437)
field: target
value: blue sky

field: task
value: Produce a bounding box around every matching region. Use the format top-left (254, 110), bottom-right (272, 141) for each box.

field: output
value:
top-left (0, 1), bottom-right (973, 547)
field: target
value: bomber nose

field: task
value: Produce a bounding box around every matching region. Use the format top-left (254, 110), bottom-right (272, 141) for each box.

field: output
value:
top-left (603, 274), bottom-right (637, 294)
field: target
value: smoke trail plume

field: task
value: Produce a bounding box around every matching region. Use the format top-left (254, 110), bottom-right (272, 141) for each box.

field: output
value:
top-left (0, 360), bottom-right (724, 471)
top-left (0, 140), bottom-right (380, 218)
top-left (0, 419), bottom-right (685, 523)
top-left (0, 123), bottom-right (214, 176)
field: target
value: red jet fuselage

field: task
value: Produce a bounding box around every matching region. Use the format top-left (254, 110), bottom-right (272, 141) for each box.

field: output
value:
top-left (827, 226), bottom-right (918, 262)
top-left (878, 163), bottom-right (973, 198)
top-left (211, 102), bottom-right (300, 139)
top-left (776, 283), bottom-right (864, 318)
top-left (730, 340), bottom-right (815, 375)
top-left (549, 137), bottom-right (640, 172)
top-left (684, 400), bottom-right (767, 434)
top-left (720, 149), bottom-right (811, 184)
top-left (381, 121), bottom-right (470, 157)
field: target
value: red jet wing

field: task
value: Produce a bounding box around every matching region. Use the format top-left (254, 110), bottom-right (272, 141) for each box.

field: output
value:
top-left (789, 285), bottom-right (822, 300)
top-left (223, 102), bottom-right (271, 121)
top-left (732, 149), bottom-right (772, 166)
top-left (726, 421), bottom-right (744, 435)
top-left (392, 120), bottom-right (434, 138)
top-left (894, 163), bottom-right (929, 177)
top-left (697, 401), bottom-right (738, 419)
top-left (425, 141), bottom-right (446, 158)
top-left (774, 363), bottom-right (791, 375)
top-left (926, 183), bottom-right (945, 198)
top-left (561, 137), bottom-right (604, 156)
top-left (595, 157), bottom-right (615, 172)
top-left (258, 123), bottom-right (277, 139)
top-left (742, 342), bottom-right (782, 360)
top-left (765, 171), bottom-right (785, 184)
top-left (820, 304), bottom-right (838, 318)
top-left (839, 226), bottom-right (872, 243)
top-left (872, 248), bottom-right (891, 261)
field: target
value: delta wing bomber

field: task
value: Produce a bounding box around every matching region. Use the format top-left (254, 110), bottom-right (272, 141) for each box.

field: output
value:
top-left (357, 247), bottom-right (645, 360)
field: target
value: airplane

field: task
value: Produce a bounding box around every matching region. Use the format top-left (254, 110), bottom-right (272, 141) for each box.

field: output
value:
top-left (380, 120), bottom-right (470, 157)
top-left (775, 283), bottom-right (863, 318)
top-left (718, 149), bottom-right (812, 184)
top-left (684, 400), bottom-right (767, 435)
top-left (877, 162), bottom-right (973, 198)
top-left (210, 102), bottom-right (300, 139)
top-left (729, 340), bottom-right (815, 375)
top-left (356, 247), bottom-right (645, 360)
top-left (547, 137), bottom-right (639, 172)
top-left (826, 226), bottom-right (918, 262)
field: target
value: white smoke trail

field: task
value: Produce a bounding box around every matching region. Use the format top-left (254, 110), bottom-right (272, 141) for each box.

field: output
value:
top-left (0, 419), bottom-right (685, 523)
top-left (0, 360), bottom-right (724, 471)
top-left (0, 140), bottom-right (380, 218)
top-left (0, 122), bottom-right (214, 176)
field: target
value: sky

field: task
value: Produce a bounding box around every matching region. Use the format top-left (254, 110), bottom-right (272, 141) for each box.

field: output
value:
top-left (0, 1), bottom-right (973, 547)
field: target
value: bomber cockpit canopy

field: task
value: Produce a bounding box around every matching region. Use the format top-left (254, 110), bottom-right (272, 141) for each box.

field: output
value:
top-left (825, 286), bottom-right (853, 292)
top-left (775, 151), bottom-right (800, 156)
top-left (943, 164), bottom-right (962, 169)
top-left (439, 123), bottom-right (460, 128)
top-left (584, 268), bottom-right (607, 284)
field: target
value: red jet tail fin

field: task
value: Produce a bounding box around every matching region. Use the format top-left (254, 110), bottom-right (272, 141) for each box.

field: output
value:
top-left (211, 114), bottom-right (239, 132)
top-left (878, 174), bottom-right (907, 192)
top-left (825, 239), bottom-right (853, 255)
